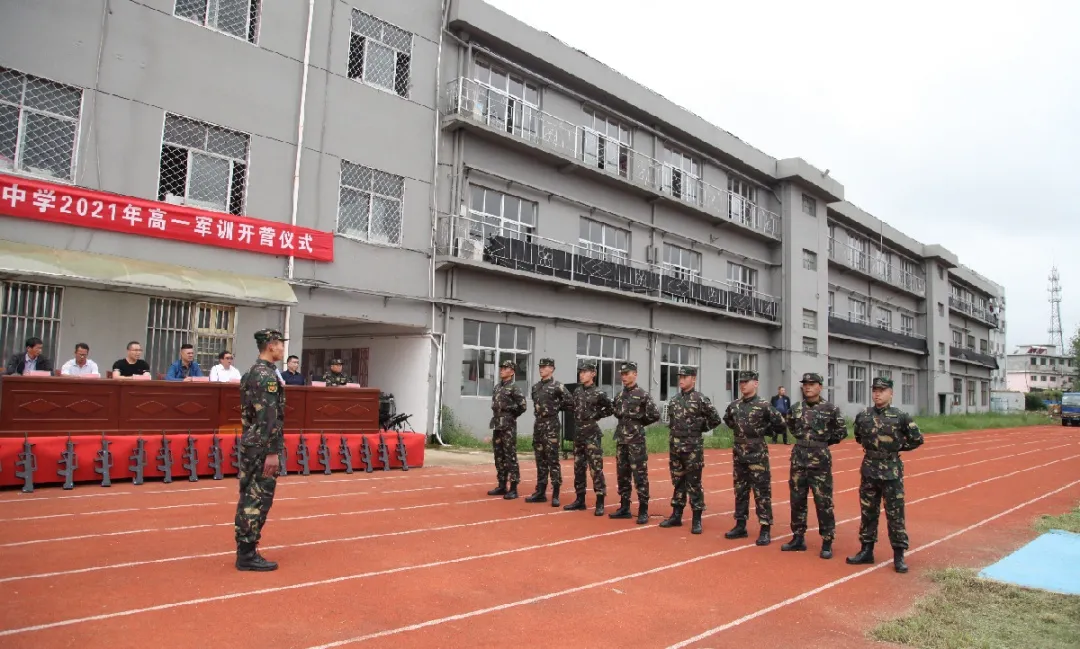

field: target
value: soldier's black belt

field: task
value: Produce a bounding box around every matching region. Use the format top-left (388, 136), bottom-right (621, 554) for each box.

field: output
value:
top-left (863, 449), bottom-right (899, 460)
top-left (795, 439), bottom-right (828, 449)
top-left (734, 437), bottom-right (767, 447)
top-left (670, 429), bottom-right (704, 438)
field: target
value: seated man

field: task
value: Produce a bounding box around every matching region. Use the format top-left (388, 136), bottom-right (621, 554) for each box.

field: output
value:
top-left (209, 350), bottom-right (242, 382)
top-left (322, 358), bottom-right (349, 386)
top-left (111, 341), bottom-right (151, 378)
top-left (165, 344), bottom-right (203, 381)
top-left (281, 355), bottom-right (306, 386)
top-left (61, 343), bottom-right (100, 376)
top-left (4, 336), bottom-right (52, 375)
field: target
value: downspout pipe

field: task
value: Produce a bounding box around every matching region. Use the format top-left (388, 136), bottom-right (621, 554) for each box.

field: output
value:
top-left (428, 0), bottom-right (452, 444)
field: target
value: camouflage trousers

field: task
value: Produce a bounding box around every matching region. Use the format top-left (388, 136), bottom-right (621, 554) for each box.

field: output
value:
top-left (669, 436), bottom-right (705, 512)
top-left (492, 429), bottom-right (521, 485)
top-left (234, 447), bottom-right (279, 545)
top-left (858, 476), bottom-right (908, 550)
top-left (789, 465), bottom-right (835, 540)
top-left (615, 441), bottom-right (649, 503)
top-left (573, 429), bottom-right (606, 496)
top-left (733, 456), bottom-right (772, 525)
top-left (532, 423), bottom-right (562, 489)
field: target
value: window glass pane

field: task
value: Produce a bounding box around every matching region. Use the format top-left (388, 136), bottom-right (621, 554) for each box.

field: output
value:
top-left (615, 339), bottom-right (628, 358)
top-left (576, 332), bottom-right (588, 355)
top-left (498, 323), bottom-right (515, 349)
top-left (460, 348), bottom-right (478, 396)
top-left (517, 326), bottom-right (531, 350)
top-left (601, 336), bottom-right (614, 358)
top-left (478, 349), bottom-right (495, 396)
top-left (478, 322), bottom-right (496, 348)
top-left (463, 319), bottom-right (479, 346)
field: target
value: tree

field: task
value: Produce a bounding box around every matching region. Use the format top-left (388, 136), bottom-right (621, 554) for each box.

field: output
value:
top-left (1070, 325), bottom-right (1080, 389)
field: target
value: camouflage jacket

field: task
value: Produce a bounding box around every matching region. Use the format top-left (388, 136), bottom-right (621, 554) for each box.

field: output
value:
top-left (613, 383), bottom-right (660, 445)
top-left (667, 389), bottom-right (722, 438)
top-left (853, 405), bottom-right (925, 480)
top-left (489, 379), bottom-right (527, 432)
top-left (788, 398), bottom-right (848, 470)
top-left (239, 359), bottom-right (285, 454)
top-left (531, 378), bottom-right (574, 421)
top-left (322, 371), bottom-right (349, 386)
top-left (723, 395), bottom-right (785, 462)
top-left (572, 384), bottom-right (614, 435)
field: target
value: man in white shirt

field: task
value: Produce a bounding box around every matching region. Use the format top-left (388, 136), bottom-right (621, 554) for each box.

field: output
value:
top-left (61, 343), bottom-right (100, 377)
top-left (210, 350), bottom-right (242, 382)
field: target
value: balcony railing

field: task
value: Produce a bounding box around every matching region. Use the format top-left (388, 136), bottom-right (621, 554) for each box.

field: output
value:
top-left (442, 77), bottom-right (782, 241)
top-left (950, 346), bottom-right (999, 369)
top-left (827, 238), bottom-right (926, 296)
top-left (827, 312), bottom-right (927, 353)
top-left (437, 212), bottom-right (781, 322)
top-left (948, 295), bottom-right (1000, 328)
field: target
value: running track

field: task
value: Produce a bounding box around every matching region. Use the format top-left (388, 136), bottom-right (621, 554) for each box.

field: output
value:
top-left (0, 425), bottom-right (1076, 649)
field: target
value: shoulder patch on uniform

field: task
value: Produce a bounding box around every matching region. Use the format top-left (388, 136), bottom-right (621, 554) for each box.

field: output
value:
top-left (267, 381), bottom-right (277, 393)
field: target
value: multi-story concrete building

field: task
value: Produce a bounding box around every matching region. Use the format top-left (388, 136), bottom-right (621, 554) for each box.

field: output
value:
top-left (0, 0), bottom-right (1004, 438)
top-left (1007, 344), bottom-right (1075, 393)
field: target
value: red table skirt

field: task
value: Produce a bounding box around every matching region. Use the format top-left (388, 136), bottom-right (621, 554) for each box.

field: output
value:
top-left (0, 432), bottom-right (425, 490)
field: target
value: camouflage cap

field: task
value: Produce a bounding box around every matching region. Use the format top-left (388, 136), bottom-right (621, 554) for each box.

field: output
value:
top-left (578, 360), bottom-right (598, 372)
top-left (253, 328), bottom-right (287, 345)
top-left (799, 372), bottom-right (823, 384)
top-left (499, 360), bottom-right (517, 371)
top-left (619, 361), bottom-right (638, 373)
top-left (738, 370), bottom-right (759, 382)
top-left (872, 377), bottom-right (894, 390)
top-left (538, 357), bottom-right (555, 367)
top-left (329, 358), bottom-right (343, 365)
top-left (677, 366), bottom-right (697, 377)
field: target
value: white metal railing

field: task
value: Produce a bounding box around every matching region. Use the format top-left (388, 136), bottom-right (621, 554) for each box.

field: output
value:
top-left (827, 237), bottom-right (926, 296)
top-left (443, 77), bottom-right (782, 241)
top-left (437, 211), bottom-right (781, 321)
top-left (948, 294), bottom-right (999, 327)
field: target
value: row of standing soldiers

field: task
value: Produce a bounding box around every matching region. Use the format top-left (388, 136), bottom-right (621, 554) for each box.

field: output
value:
top-left (488, 359), bottom-right (924, 574)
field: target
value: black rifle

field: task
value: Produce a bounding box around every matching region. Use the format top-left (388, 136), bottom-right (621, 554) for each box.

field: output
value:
top-left (209, 434), bottom-right (223, 480)
top-left (157, 434), bottom-right (174, 484)
top-left (377, 432), bottom-right (391, 471)
top-left (277, 445), bottom-right (288, 477)
top-left (182, 434), bottom-right (199, 482)
top-left (58, 436), bottom-right (78, 490)
top-left (395, 431), bottom-right (409, 471)
top-left (16, 438), bottom-right (37, 494)
top-left (360, 436), bottom-right (373, 473)
top-left (338, 435), bottom-right (354, 474)
top-left (317, 433), bottom-right (332, 475)
top-left (296, 434), bottom-right (311, 476)
top-left (229, 434), bottom-right (240, 474)
top-left (95, 434), bottom-right (113, 487)
top-left (129, 437), bottom-right (146, 485)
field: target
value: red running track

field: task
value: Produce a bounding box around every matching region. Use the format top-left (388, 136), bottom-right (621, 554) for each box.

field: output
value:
top-left (0, 425), bottom-right (1076, 649)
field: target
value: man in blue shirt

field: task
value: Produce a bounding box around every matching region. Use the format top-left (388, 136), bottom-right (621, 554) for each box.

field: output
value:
top-left (165, 344), bottom-right (203, 381)
top-left (281, 355), bottom-right (306, 386)
top-left (770, 386), bottom-right (791, 444)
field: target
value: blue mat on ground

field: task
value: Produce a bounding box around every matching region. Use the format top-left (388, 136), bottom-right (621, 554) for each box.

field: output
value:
top-left (978, 529), bottom-right (1080, 595)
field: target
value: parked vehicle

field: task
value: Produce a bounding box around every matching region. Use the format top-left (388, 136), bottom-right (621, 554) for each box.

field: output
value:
top-left (1061, 392), bottom-right (1080, 426)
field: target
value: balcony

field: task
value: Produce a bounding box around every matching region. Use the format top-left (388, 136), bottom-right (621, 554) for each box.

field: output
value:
top-left (441, 77), bottom-right (782, 242)
top-left (950, 346), bottom-right (999, 370)
top-left (828, 312), bottom-right (928, 353)
top-left (827, 238), bottom-right (926, 296)
top-left (437, 212), bottom-right (781, 324)
top-left (948, 296), bottom-right (1000, 328)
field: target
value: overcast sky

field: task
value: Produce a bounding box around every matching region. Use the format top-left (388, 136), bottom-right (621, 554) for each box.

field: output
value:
top-left (485, 0), bottom-right (1080, 351)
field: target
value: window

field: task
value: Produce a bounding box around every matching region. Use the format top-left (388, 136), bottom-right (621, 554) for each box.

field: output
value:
top-left (347, 10), bottom-right (412, 98)
top-left (901, 372), bottom-right (915, 405)
top-left (726, 352), bottom-right (758, 402)
top-left (579, 218), bottom-right (629, 261)
top-left (661, 243), bottom-right (702, 303)
top-left (174, 0), bottom-right (260, 43)
top-left (576, 333), bottom-right (629, 400)
top-left (981, 381), bottom-right (989, 406)
top-left (1031, 357), bottom-right (1037, 365)
top-left (967, 380), bottom-right (976, 406)
top-left (581, 108), bottom-right (630, 178)
top-left (472, 60), bottom-right (539, 141)
top-left (802, 337), bottom-right (817, 355)
top-left (661, 145), bottom-right (699, 204)
top-left (876, 307), bottom-right (892, 330)
top-left (980, 339), bottom-right (988, 354)
top-left (337, 160), bottom-right (404, 245)
top-left (146, 298), bottom-right (236, 375)
top-left (952, 329), bottom-right (963, 347)
top-left (901, 314), bottom-right (915, 337)
top-left (877, 368), bottom-right (893, 381)
top-left (467, 185), bottom-right (537, 242)
top-left (848, 297), bottom-right (867, 324)
top-left (828, 291), bottom-right (835, 316)
top-left (157, 114), bottom-right (249, 215)
top-left (802, 249), bottom-right (817, 271)
top-left (801, 193), bottom-right (816, 216)
top-left (952, 378), bottom-right (962, 406)
top-left (728, 178), bottom-right (757, 225)
top-left (827, 363), bottom-right (835, 402)
top-left (660, 343), bottom-right (700, 402)
top-left (938, 302), bottom-right (944, 316)
top-left (966, 334), bottom-right (975, 349)
top-left (0, 67), bottom-right (82, 181)
top-left (939, 360), bottom-right (946, 372)
top-left (802, 309), bottom-right (817, 330)
top-left (847, 365), bottom-right (866, 404)
top-left (461, 320), bottom-right (532, 397)
top-left (939, 342), bottom-right (946, 355)
top-left (0, 281), bottom-right (63, 365)
top-left (727, 262), bottom-right (757, 293)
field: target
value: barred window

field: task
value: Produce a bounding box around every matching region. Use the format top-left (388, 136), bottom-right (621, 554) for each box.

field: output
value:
top-left (577, 333), bottom-right (630, 400)
top-left (801, 193), bottom-right (816, 216)
top-left (660, 343), bottom-right (700, 402)
top-left (145, 298), bottom-right (237, 375)
top-left (802, 337), bottom-right (817, 355)
top-left (0, 281), bottom-right (63, 365)
top-left (802, 309), bottom-right (817, 330)
top-left (802, 249), bottom-right (817, 271)
top-left (338, 160), bottom-right (404, 246)
top-left (0, 67), bottom-right (82, 181)
top-left (461, 319), bottom-right (531, 397)
top-left (175, 0), bottom-right (261, 44)
top-left (158, 114), bottom-right (249, 215)
top-left (347, 10), bottom-right (412, 98)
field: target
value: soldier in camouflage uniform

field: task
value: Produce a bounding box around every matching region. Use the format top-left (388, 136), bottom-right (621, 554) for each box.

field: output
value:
top-left (781, 372), bottom-right (848, 559)
top-left (722, 370), bottom-right (786, 546)
top-left (526, 358), bottom-right (574, 507)
top-left (487, 360), bottom-right (527, 500)
top-left (610, 361), bottom-right (661, 525)
top-left (659, 366), bottom-right (722, 535)
top-left (847, 377), bottom-right (924, 573)
top-left (564, 360), bottom-right (614, 516)
top-left (234, 328), bottom-right (287, 572)
top-left (322, 358), bottom-right (349, 386)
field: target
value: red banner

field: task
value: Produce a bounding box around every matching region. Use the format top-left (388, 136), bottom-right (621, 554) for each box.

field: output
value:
top-left (0, 173), bottom-right (333, 262)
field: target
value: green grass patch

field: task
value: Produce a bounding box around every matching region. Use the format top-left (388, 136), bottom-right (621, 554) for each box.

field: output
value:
top-left (870, 568), bottom-right (1080, 649)
top-left (911, 412), bottom-right (1049, 435)
top-left (1035, 501), bottom-right (1080, 535)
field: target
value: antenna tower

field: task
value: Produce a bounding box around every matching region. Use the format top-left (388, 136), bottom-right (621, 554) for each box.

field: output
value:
top-left (1049, 266), bottom-right (1064, 351)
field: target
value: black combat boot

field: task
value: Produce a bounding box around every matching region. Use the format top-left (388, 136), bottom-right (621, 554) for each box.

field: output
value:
top-left (691, 510), bottom-right (703, 535)
top-left (487, 482), bottom-right (507, 496)
top-left (636, 501), bottom-right (649, 525)
top-left (756, 524), bottom-right (771, 546)
top-left (659, 506), bottom-right (684, 528)
top-left (235, 542), bottom-right (278, 572)
top-left (781, 535), bottom-right (807, 552)
top-left (593, 494), bottom-right (605, 516)
top-left (525, 484), bottom-right (547, 503)
top-left (609, 498), bottom-right (632, 519)
top-left (563, 493), bottom-right (587, 511)
top-left (551, 487), bottom-right (560, 508)
top-left (503, 482), bottom-right (519, 500)
top-left (724, 520), bottom-right (748, 539)
top-left (893, 548), bottom-right (908, 573)
top-left (846, 543), bottom-right (875, 565)
top-left (820, 540), bottom-right (833, 560)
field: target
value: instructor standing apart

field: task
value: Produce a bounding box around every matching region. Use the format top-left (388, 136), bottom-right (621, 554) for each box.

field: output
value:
top-left (234, 328), bottom-right (287, 572)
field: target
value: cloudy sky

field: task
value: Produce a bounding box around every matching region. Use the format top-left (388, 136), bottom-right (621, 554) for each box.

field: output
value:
top-left (485, 0), bottom-right (1080, 351)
